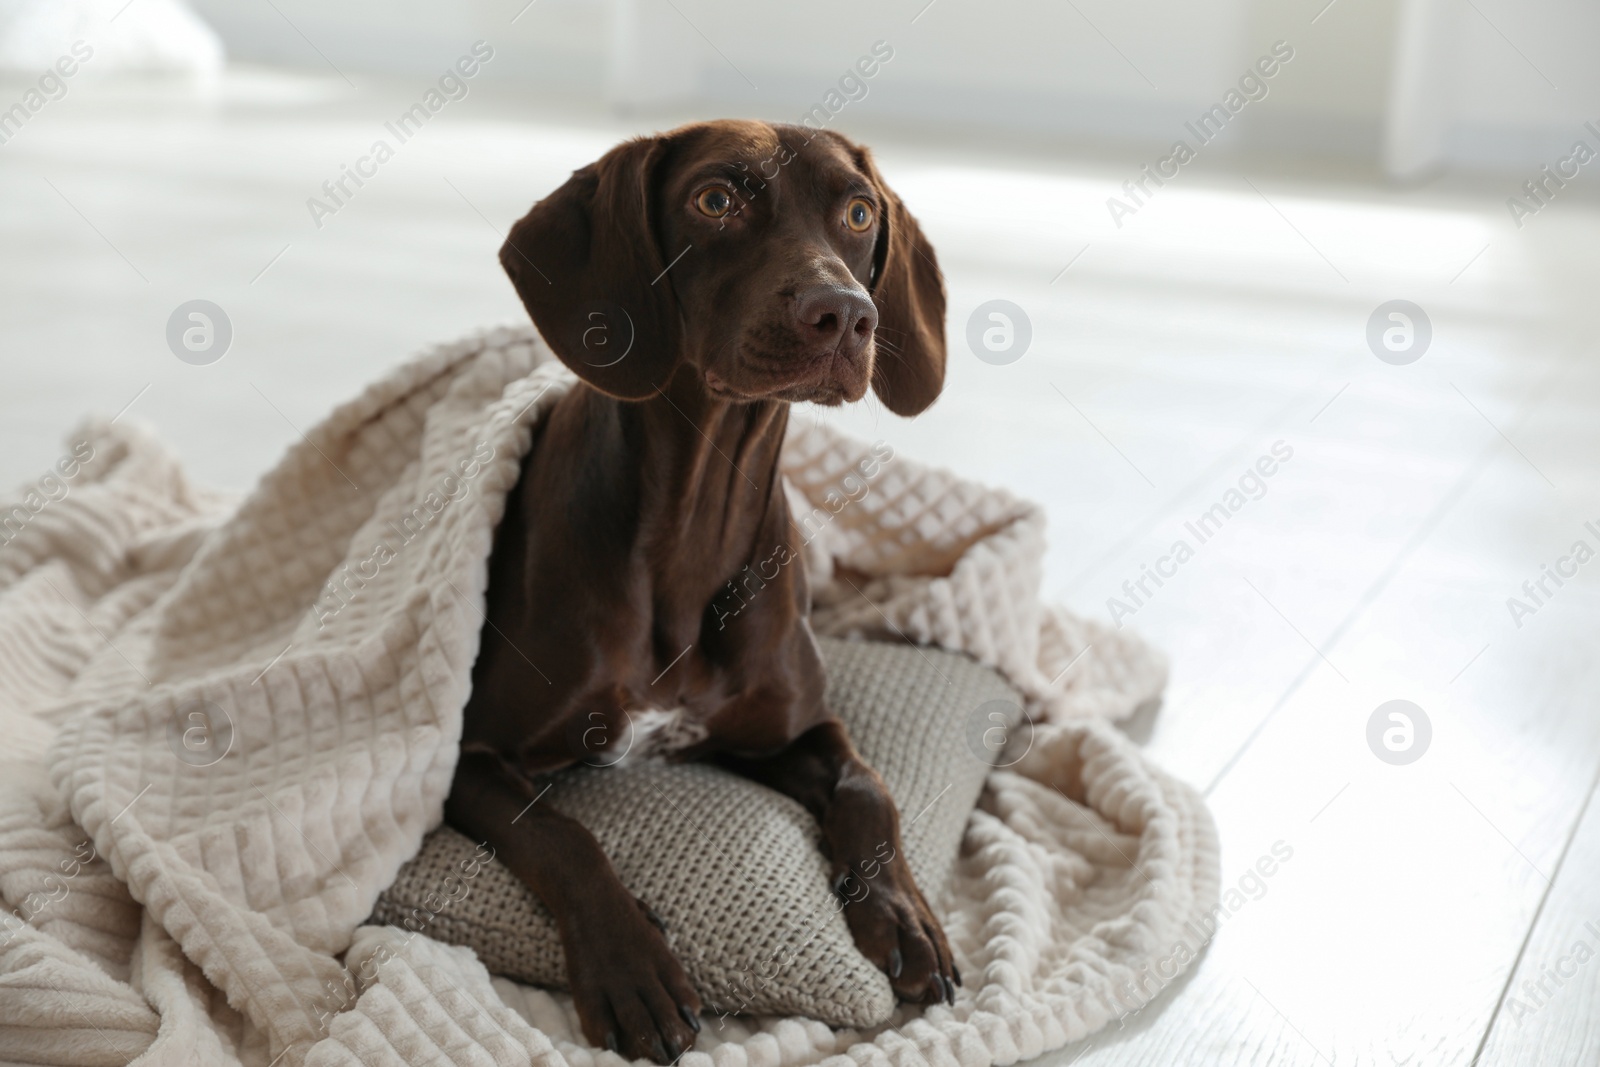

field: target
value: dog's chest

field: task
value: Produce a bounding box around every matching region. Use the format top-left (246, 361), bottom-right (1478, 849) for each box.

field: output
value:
top-left (608, 706), bottom-right (709, 764)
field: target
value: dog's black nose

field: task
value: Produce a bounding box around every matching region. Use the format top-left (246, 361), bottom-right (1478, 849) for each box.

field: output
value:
top-left (794, 286), bottom-right (878, 359)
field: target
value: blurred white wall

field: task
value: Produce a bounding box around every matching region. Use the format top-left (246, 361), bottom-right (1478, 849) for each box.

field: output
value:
top-left (117, 0), bottom-right (1600, 174)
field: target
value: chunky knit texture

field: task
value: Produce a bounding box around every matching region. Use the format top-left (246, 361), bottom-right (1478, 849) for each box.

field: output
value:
top-left (370, 637), bottom-right (1023, 1027)
top-left (0, 327), bottom-right (1217, 1067)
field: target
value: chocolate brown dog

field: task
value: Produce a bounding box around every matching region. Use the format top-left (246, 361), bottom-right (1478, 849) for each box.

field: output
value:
top-left (444, 120), bottom-right (949, 1063)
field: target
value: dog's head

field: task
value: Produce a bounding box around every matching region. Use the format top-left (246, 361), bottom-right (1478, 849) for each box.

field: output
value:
top-left (500, 120), bottom-right (946, 415)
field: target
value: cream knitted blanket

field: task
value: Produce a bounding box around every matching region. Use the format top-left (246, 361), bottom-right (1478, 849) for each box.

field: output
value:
top-left (0, 327), bottom-right (1218, 1067)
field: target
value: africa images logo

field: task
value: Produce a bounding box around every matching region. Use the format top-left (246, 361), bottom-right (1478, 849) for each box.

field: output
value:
top-left (1107, 441), bottom-right (1294, 628)
top-left (1107, 41), bottom-right (1295, 228)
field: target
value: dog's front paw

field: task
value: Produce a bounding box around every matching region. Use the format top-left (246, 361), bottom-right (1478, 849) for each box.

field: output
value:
top-left (567, 895), bottom-right (703, 1063)
top-left (832, 862), bottom-right (959, 1005)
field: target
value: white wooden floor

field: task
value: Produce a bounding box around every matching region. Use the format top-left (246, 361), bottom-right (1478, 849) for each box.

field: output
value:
top-left (2, 70), bottom-right (1597, 1066)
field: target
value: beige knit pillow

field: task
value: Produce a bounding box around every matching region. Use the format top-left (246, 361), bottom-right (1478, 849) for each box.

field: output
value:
top-left (368, 637), bottom-right (1022, 1028)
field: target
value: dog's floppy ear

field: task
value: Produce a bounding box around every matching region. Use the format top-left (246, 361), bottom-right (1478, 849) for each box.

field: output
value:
top-left (500, 136), bottom-right (679, 400)
top-left (855, 146), bottom-right (947, 417)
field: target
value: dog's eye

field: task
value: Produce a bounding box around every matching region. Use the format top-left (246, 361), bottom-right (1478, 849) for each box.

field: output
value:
top-left (844, 197), bottom-right (875, 233)
top-left (695, 186), bottom-right (733, 218)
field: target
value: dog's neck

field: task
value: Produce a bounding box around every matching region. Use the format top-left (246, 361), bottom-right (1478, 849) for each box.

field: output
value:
top-left (618, 365), bottom-right (792, 591)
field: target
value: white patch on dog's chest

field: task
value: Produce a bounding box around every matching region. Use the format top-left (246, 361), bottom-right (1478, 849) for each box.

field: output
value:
top-left (622, 706), bottom-right (709, 761)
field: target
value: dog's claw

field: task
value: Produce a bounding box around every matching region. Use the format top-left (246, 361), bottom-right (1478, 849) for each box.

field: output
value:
top-left (836, 865), bottom-right (956, 1010)
top-left (831, 869), bottom-right (852, 899)
top-left (568, 890), bottom-right (701, 1064)
top-left (952, 963), bottom-right (962, 987)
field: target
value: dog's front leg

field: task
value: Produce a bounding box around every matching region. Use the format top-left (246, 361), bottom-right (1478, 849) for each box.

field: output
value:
top-left (716, 720), bottom-right (959, 1005)
top-left (445, 750), bottom-right (703, 1062)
